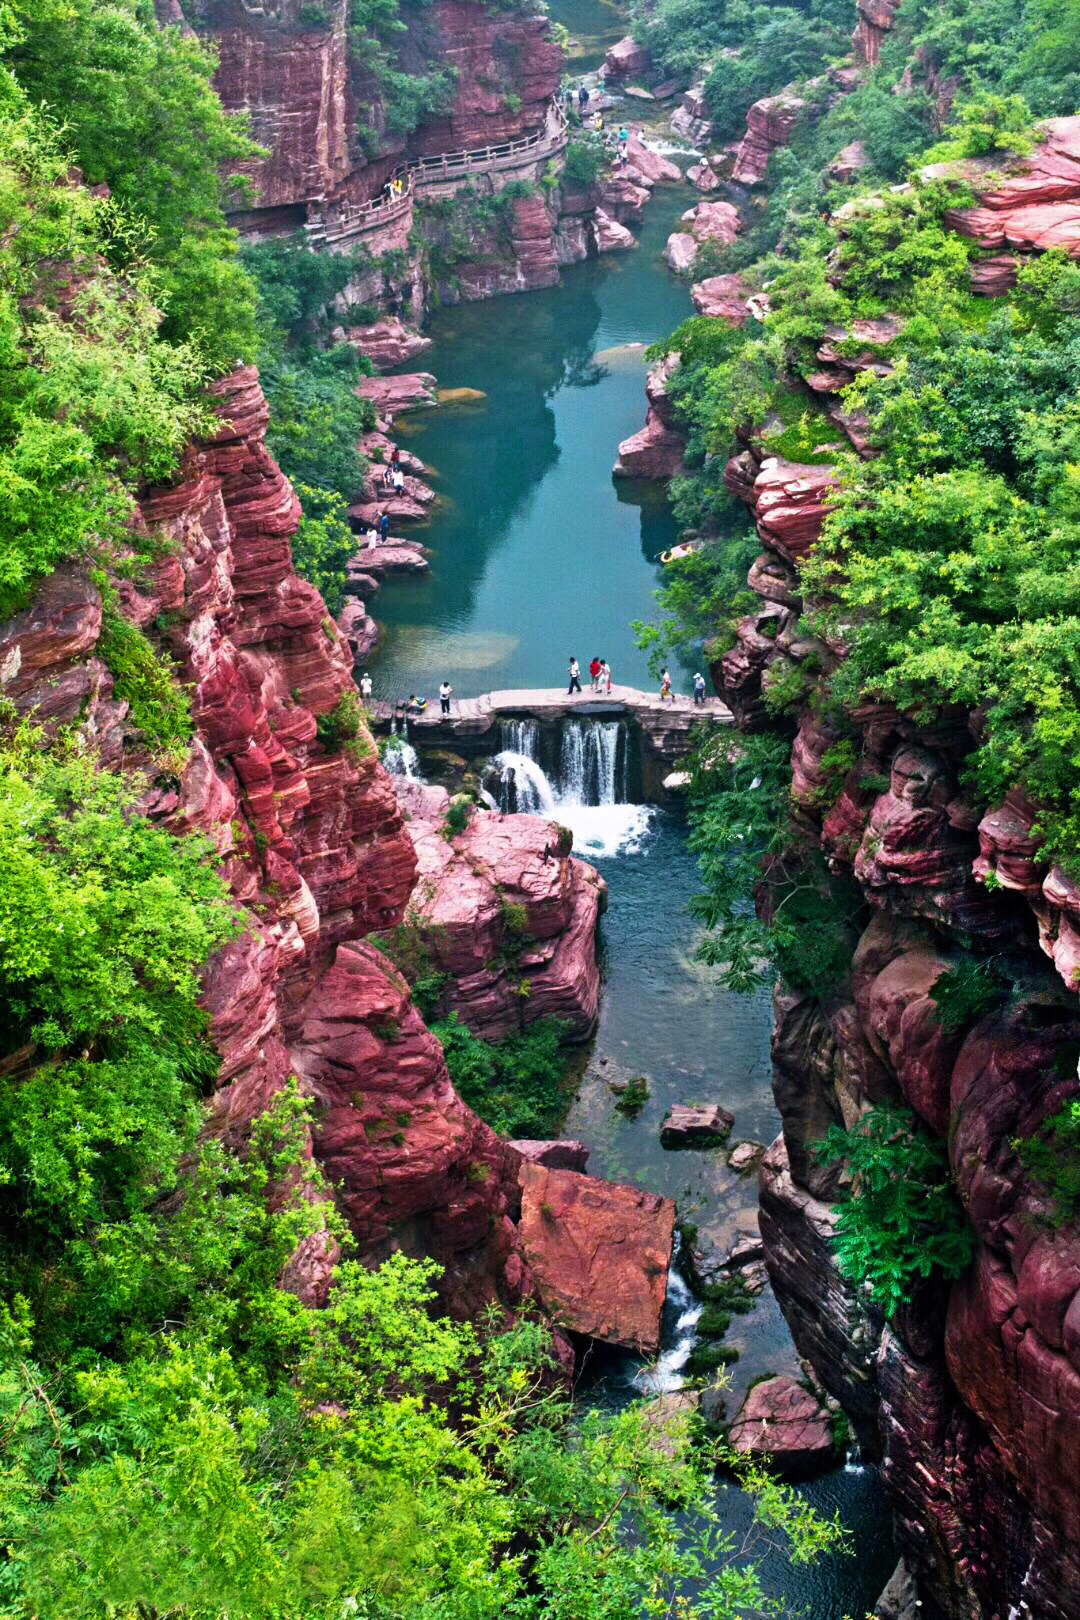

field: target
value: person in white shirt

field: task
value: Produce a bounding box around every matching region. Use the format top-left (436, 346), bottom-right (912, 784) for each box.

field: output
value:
top-left (360, 672), bottom-right (373, 702)
top-left (567, 657), bottom-right (582, 694)
top-left (439, 680), bottom-right (453, 717)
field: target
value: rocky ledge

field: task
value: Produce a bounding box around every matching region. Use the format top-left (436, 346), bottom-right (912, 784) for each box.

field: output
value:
top-left (388, 779), bottom-right (606, 1041)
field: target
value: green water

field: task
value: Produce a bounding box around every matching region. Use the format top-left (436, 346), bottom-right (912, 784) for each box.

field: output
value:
top-left (368, 180), bottom-right (695, 703)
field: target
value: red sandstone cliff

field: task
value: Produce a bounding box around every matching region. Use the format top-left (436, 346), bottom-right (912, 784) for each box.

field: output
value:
top-left (0, 367), bottom-right (534, 1312)
top-left (704, 120), bottom-right (1080, 1620)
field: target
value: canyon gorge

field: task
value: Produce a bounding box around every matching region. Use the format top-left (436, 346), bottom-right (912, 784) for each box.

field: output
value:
top-left (1, 0), bottom-right (1078, 1616)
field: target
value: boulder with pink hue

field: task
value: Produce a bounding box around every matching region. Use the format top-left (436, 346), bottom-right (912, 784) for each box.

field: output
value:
top-left (830, 141), bottom-right (871, 183)
top-left (854, 746), bottom-right (1004, 939)
top-left (509, 1139), bottom-right (590, 1172)
top-left (1036, 866), bottom-right (1080, 993)
top-left (687, 160), bottom-right (721, 191)
top-left (347, 541), bottom-right (429, 580)
top-left (604, 34), bottom-right (650, 78)
top-left (728, 1375), bottom-right (839, 1477)
top-left (394, 794), bottom-right (606, 1040)
top-left (614, 354), bottom-right (686, 479)
top-left (683, 198), bottom-right (740, 246)
top-left (337, 598), bottom-right (379, 660)
top-left (732, 91), bottom-right (810, 185)
top-left (692, 272), bottom-right (753, 323)
top-left (598, 172), bottom-right (652, 225)
top-left (947, 117), bottom-right (1080, 260)
top-left (624, 136), bottom-right (681, 186)
top-left (670, 78), bottom-right (712, 146)
top-left (660, 1104), bottom-right (734, 1147)
top-left (591, 207), bottom-right (637, 253)
top-left (357, 372), bottom-right (438, 417)
top-left (970, 252), bottom-right (1020, 296)
top-left (347, 317), bottom-right (432, 372)
top-left (519, 1163), bottom-right (675, 1352)
top-left (751, 456), bottom-right (840, 565)
top-left (664, 231), bottom-right (699, 274)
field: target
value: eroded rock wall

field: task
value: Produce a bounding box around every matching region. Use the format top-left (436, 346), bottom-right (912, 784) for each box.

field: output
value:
top-left (0, 367), bottom-right (538, 1314)
top-left (717, 384), bottom-right (1080, 1620)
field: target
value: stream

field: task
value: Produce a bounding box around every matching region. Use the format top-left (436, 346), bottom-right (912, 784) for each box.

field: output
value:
top-left (371, 80), bottom-right (897, 1617)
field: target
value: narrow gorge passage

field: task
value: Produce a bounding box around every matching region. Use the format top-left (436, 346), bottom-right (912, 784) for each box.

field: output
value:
top-left (372, 73), bottom-right (897, 1610)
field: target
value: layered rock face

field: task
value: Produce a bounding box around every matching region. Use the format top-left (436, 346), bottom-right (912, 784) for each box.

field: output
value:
top-left (0, 367), bottom-right (540, 1314)
top-left (186, 0), bottom-right (353, 225)
top-left (853, 0), bottom-right (900, 67)
top-left (710, 238), bottom-right (1080, 1611)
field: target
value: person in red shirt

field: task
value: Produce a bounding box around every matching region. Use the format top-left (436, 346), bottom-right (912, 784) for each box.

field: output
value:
top-left (589, 656), bottom-right (602, 690)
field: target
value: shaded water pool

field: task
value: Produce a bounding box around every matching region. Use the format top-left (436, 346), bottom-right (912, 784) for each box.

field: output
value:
top-left (369, 178), bottom-right (695, 702)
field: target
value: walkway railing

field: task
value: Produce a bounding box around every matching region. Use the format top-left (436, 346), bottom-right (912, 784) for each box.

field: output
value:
top-left (305, 99), bottom-right (569, 250)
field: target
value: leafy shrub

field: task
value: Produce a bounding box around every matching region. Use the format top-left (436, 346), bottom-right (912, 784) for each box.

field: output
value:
top-left (443, 795), bottom-right (473, 840)
top-left (816, 1105), bottom-right (975, 1316)
top-left (315, 689), bottom-right (364, 753)
top-left (1016, 1096), bottom-right (1080, 1226)
top-left (563, 134), bottom-right (606, 187)
top-left (97, 608), bottom-right (193, 763)
top-left (432, 1013), bottom-right (569, 1137)
top-left (930, 958), bottom-right (1005, 1035)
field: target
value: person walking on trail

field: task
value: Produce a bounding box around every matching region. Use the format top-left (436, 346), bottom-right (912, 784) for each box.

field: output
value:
top-left (439, 680), bottom-right (453, 717)
top-left (618, 125), bottom-right (629, 151)
top-left (589, 655), bottom-right (602, 691)
top-left (360, 672), bottom-right (373, 703)
top-left (392, 466), bottom-right (405, 493)
top-left (568, 657), bottom-right (582, 695)
top-left (578, 84), bottom-right (589, 110)
top-left (390, 445), bottom-right (401, 468)
top-left (379, 512), bottom-right (391, 543)
top-left (693, 671), bottom-right (707, 706)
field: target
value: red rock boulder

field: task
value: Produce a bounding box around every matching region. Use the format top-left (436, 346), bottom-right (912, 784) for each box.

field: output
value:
top-left (728, 1375), bottom-right (839, 1477)
top-left (519, 1163), bottom-right (676, 1352)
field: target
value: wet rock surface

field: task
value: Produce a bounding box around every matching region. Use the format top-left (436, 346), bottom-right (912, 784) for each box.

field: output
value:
top-left (728, 1374), bottom-right (839, 1477)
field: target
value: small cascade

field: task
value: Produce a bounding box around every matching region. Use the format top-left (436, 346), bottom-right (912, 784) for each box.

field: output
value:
top-left (488, 717), bottom-right (653, 858)
top-left (493, 751), bottom-right (559, 817)
top-left (844, 1440), bottom-right (867, 1475)
top-left (382, 736), bottom-right (421, 780)
top-left (632, 1260), bottom-right (702, 1395)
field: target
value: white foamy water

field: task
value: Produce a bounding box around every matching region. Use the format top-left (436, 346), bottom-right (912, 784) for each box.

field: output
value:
top-left (490, 717), bottom-right (654, 858)
top-left (633, 1266), bottom-right (703, 1395)
top-left (382, 737), bottom-right (420, 779)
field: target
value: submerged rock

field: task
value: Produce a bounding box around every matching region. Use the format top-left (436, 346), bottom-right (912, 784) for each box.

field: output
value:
top-left (660, 1104), bottom-right (735, 1148)
top-left (509, 1139), bottom-right (590, 1173)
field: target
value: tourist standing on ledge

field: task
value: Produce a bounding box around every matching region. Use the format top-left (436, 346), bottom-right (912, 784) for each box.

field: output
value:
top-left (568, 657), bottom-right (582, 695)
top-left (589, 655), bottom-right (602, 690)
top-left (439, 680), bottom-right (453, 717)
top-left (660, 668), bottom-right (673, 703)
top-left (379, 512), bottom-right (391, 543)
top-left (360, 672), bottom-right (373, 704)
top-left (600, 659), bottom-right (612, 693)
top-left (693, 672), bottom-right (707, 706)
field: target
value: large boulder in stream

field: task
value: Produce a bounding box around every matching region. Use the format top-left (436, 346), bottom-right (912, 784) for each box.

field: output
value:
top-left (519, 1163), bottom-right (676, 1353)
top-left (728, 1374), bottom-right (839, 1478)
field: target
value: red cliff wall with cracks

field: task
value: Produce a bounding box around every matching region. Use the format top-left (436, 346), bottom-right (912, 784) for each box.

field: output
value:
top-left (0, 368), bottom-right (530, 1314)
top-left (720, 417), bottom-right (1080, 1620)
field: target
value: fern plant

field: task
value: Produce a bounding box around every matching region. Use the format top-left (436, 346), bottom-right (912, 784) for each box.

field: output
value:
top-left (816, 1104), bottom-right (974, 1317)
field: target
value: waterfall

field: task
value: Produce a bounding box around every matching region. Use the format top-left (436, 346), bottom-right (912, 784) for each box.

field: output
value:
top-left (488, 717), bottom-right (653, 858)
top-left (632, 1262), bottom-right (703, 1395)
top-left (494, 751), bottom-right (559, 817)
top-left (382, 736), bottom-right (420, 780)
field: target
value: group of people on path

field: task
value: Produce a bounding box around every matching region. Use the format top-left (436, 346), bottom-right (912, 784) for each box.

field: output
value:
top-left (660, 666), bottom-right (708, 706)
top-left (381, 174), bottom-right (408, 203)
top-left (568, 656), bottom-right (613, 694)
